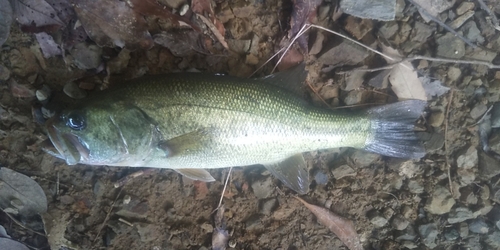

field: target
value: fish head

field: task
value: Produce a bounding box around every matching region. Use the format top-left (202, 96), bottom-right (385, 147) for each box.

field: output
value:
top-left (43, 102), bottom-right (160, 166)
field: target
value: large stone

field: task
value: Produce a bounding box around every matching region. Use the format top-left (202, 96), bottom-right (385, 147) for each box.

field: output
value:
top-left (447, 207), bottom-right (479, 224)
top-left (468, 218), bottom-right (489, 234)
top-left (478, 151), bottom-right (500, 180)
top-left (418, 223), bottom-right (438, 249)
top-left (425, 186), bottom-right (456, 215)
top-left (436, 33), bottom-right (465, 59)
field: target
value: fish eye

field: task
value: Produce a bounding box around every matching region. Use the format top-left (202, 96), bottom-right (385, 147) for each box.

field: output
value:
top-left (66, 112), bottom-right (86, 130)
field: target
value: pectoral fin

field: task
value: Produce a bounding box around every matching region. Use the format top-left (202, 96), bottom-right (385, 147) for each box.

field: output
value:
top-left (264, 154), bottom-right (310, 194)
top-left (174, 168), bottom-right (215, 182)
top-left (158, 128), bottom-right (213, 157)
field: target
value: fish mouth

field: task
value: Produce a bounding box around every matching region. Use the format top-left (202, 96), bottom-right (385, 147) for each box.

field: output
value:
top-left (42, 117), bottom-right (90, 165)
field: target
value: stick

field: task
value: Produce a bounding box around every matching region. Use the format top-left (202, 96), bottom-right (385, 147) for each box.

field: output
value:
top-left (444, 89), bottom-right (455, 195)
top-left (212, 167), bottom-right (232, 214)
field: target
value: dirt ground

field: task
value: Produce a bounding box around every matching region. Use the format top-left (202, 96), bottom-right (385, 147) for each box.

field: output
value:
top-left (1, 0), bottom-right (500, 249)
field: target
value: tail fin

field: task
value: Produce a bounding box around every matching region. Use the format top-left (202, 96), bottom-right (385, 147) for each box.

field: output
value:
top-left (364, 100), bottom-right (426, 159)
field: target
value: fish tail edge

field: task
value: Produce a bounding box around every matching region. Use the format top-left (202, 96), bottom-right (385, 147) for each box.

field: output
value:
top-left (364, 100), bottom-right (426, 159)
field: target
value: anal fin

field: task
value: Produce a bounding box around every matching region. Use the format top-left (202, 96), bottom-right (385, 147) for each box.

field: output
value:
top-left (174, 168), bottom-right (215, 182)
top-left (264, 154), bottom-right (310, 194)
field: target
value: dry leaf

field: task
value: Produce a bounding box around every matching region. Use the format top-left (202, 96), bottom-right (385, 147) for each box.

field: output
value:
top-left (11, 0), bottom-right (64, 29)
top-left (289, 0), bottom-right (322, 53)
top-left (381, 44), bottom-right (426, 101)
top-left (128, 0), bottom-right (199, 31)
top-left (0, 167), bottom-right (47, 216)
top-left (191, 0), bottom-right (227, 50)
top-left (73, 0), bottom-right (153, 50)
top-left (296, 197), bottom-right (362, 250)
top-left (193, 180), bottom-right (209, 200)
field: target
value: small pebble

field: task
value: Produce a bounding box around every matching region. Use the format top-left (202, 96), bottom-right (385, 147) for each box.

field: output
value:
top-left (469, 218), bottom-right (489, 234)
top-left (35, 85), bottom-right (51, 102)
top-left (428, 111), bottom-right (444, 127)
top-left (64, 82), bottom-right (87, 99)
top-left (456, 2), bottom-right (475, 15)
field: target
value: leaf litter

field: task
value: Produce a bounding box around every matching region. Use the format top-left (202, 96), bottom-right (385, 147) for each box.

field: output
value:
top-left (0, 167), bottom-right (47, 216)
top-left (295, 197), bottom-right (362, 250)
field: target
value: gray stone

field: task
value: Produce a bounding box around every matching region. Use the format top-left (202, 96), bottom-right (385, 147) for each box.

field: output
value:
top-left (411, 22), bottom-right (434, 43)
top-left (251, 177), bottom-right (274, 199)
top-left (443, 227), bottom-right (459, 241)
top-left (459, 222), bottom-right (469, 238)
top-left (428, 111), bottom-right (445, 127)
top-left (470, 104), bottom-right (487, 120)
top-left (70, 42), bottom-right (103, 70)
top-left (116, 199), bottom-right (149, 219)
top-left (379, 21), bottom-right (398, 39)
top-left (456, 2), bottom-right (475, 15)
top-left (462, 21), bottom-right (484, 44)
top-left (487, 206), bottom-right (500, 230)
top-left (448, 10), bottom-right (475, 29)
top-left (314, 171), bottom-right (328, 185)
top-left (344, 90), bottom-right (365, 106)
top-left (447, 67), bottom-right (461, 82)
top-left (425, 186), bottom-right (456, 215)
top-left (464, 235), bottom-right (482, 249)
top-left (368, 210), bottom-right (388, 228)
top-left (485, 231), bottom-right (500, 249)
top-left (398, 160), bottom-right (422, 178)
top-left (436, 33), bottom-right (465, 59)
top-left (418, 132), bottom-right (445, 152)
top-left (408, 180), bottom-right (424, 194)
top-left (418, 223), bottom-right (438, 249)
top-left (478, 151), bottom-right (500, 180)
top-left (339, 0), bottom-right (395, 21)
top-left (318, 40), bottom-right (369, 67)
top-left (63, 82), bottom-right (87, 99)
top-left (331, 165), bottom-right (355, 179)
top-left (391, 214), bottom-right (409, 230)
top-left (491, 102), bottom-right (500, 128)
top-left (447, 207), bottom-right (478, 224)
top-left (468, 218), bottom-right (489, 234)
top-left (350, 151), bottom-right (380, 168)
top-left (457, 146), bottom-right (478, 169)
top-left (0, 64), bottom-right (11, 81)
top-left (259, 198), bottom-right (278, 216)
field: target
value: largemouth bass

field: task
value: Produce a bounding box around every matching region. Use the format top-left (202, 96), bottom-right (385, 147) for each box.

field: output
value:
top-left (42, 67), bottom-right (426, 194)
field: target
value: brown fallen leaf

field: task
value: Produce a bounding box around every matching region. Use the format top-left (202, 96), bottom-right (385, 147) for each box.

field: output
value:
top-left (381, 44), bottom-right (426, 101)
top-left (191, 0), bottom-right (227, 50)
top-left (73, 0), bottom-right (153, 50)
top-left (288, 0), bottom-right (322, 53)
top-left (295, 197), bottom-right (362, 250)
top-left (193, 180), bottom-right (209, 200)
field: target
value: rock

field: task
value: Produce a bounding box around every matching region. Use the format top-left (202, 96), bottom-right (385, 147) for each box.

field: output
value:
top-left (487, 206), bottom-right (500, 230)
top-left (491, 102), bottom-right (500, 128)
top-left (368, 210), bottom-right (388, 228)
top-left (391, 214), bottom-right (409, 230)
top-left (70, 42), bottom-right (103, 70)
top-left (448, 10), bottom-right (475, 29)
top-left (485, 231), bottom-right (500, 249)
top-left (478, 151), bottom-right (500, 180)
top-left (468, 218), bottom-right (489, 234)
top-left (459, 187), bottom-right (478, 205)
top-left (313, 170), bottom-right (328, 185)
top-left (116, 199), bottom-right (149, 219)
top-left (319, 84), bottom-right (339, 99)
top-left (331, 165), bottom-right (355, 179)
top-left (470, 104), bottom-right (487, 119)
top-left (259, 198), bottom-right (278, 216)
top-left (35, 85), bottom-right (51, 102)
top-left (379, 21), bottom-right (398, 39)
top-left (0, 64), bottom-right (10, 81)
top-left (443, 227), bottom-right (459, 241)
top-left (59, 195), bottom-right (74, 205)
top-left (428, 111), bottom-right (444, 127)
top-left (318, 40), bottom-right (369, 67)
top-left (63, 82), bottom-right (87, 99)
top-left (462, 21), bottom-right (484, 44)
top-left (136, 223), bottom-right (158, 242)
top-left (344, 16), bottom-right (373, 39)
top-left (457, 146), bottom-right (478, 169)
top-left (395, 226), bottom-right (417, 241)
top-left (425, 186), bottom-right (456, 215)
top-left (350, 151), bottom-right (380, 168)
top-left (480, 184), bottom-right (490, 200)
top-left (459, 222), bottom-right (469, 237)
top-left (418, 132), bottom-right (445, 152)
top-left (200, 223), bottom-right (213, 233)
top-left (418, 223), bottom-right (438, 249)
top-left (251, 177), bottom-right (274, 199)
top-left (413, 0), bottom-right (455, 22)
top-left (344, 90), bottom-right (366, 106)
top-left (447, 207), bottom-right (479, 224)
top-left (408, 180), bottom-right (424, 194)
top-left (436, 33), bottom-right (465, 59)
top-left (447, 67), bottom-right (461, 82)
top-left (411, 22), bottom-right (434, 43)
top-left (456, 2), bottom-right (475, 15)
top-left (339, 0), bottom-right (395, 21)
top-left (464, 235), bottom-right (481, 249)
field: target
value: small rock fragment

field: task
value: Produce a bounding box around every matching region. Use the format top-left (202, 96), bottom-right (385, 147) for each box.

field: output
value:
top-left (459, 222), bottom-right (469, 237)
top-left (457, 146), bottom-right (478, 170)
top-left (456, 2), bottom-right (474, 15)
top-left (478, 151), bottom-right (500, 180)
top-left (468, 218), bottom-right (489, 234)
top-left (368, 210), bottom-right (388, 228)
top-left (350, 150), bottom-right (379, 167)
top-left (331, 165), bottom-right (355, 179)
top-left (447, 67), bottom-right (461, 82)
top-left (462, 21), bottom-right (484, 44)
top-left (485, 231), bottom-right (500, 248)
top-left (344, 90), bottom-right (365, 106)
top-left (391, 214), bottom-right (409, 230)
top-left (70, 42), bottom-right (103, 70)
top-left (428, 111), bottom-right (444, 127)
top-left (379, 22), bottom-right (398, 39)
top-left (35, 85), bottom-right (51, 102)
top-left (314, 170), bottom-right (328, 185)
top-left (318, 40), bottom-right (369, 67)
top-left (447, 207), bottom-right (478, 224)
top-left (116, 199), bottom-right (149, 219)
top-left (436, 33), bottom-right (465, 59)
top-left (444, 227), bottom-right (459, 241)
top-left (425, 186), bottom-right (456, 215)
top-left (398, 160), bottom-right (421, 178)
top-left (418, 223), bottom-right (438, 249)
top-left (0, 64), bottom-right (10, 81)
top-left (251, 177), bottom-right (274, 199)
top-left (344, 16), bottom-right (373, 40)
top-left (259, 198), bottom-right (278, 216)
top-left (339, 0), bottom-right (396, 21)
top-left (63, 82), bottom-right (87, 99)
top-left (448, 10), bottom-right (475, 29)
top-left (408, 180), bottom-right (424, 194)
top-left (470, 104), bottom-right (487, 120)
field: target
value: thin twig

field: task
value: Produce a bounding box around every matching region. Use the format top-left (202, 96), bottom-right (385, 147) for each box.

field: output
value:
top-left (444, 89), bottom-right (455, 196)
top-left (212, 167), bottom-right (232, 214)
top-left (93, 187), bottom-right (123, 244)
top-left (407, 0), bottom-right (476, 48)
